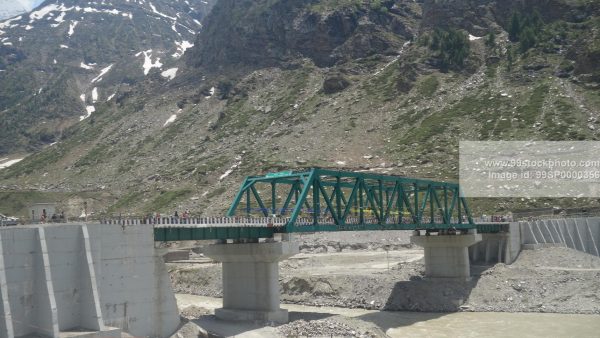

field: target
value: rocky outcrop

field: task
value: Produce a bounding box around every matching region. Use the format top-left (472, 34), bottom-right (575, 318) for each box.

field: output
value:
top-left (322, 74), bottom-right (350, 94)
top-left (186, 0), bottom-right (418, 72)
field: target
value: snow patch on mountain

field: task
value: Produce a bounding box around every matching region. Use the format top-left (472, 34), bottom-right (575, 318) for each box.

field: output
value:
top-left (80, 62), bottom-right (95, 70)
top-left (219, 159), bottom-right (242, 181)
top-left (80, 105), bottom-right (96, 121)
top-left (29, 4), bottom-right (62, 21)
top-left (92, 87), bottom-right (98, 103)
top-left (163, 114), bottom-right (178, 126)
top-left (0, 16), bottom-right (22, 29)
top-left (142, 49), bottom-right (162, 75)
top-left (91, 64), bottom-right (114, 83)
top-left (149, 2), bottom-right (176, 21)
top-left (161, 67), bottom-right (178, 80)
top-left (54, 11), bottom-right (66, 24)
top-left (68, 21), bottom-right (78, 36)
top-left (172, 40), bottom-right (193, 58)
top-left (0, 158), bottom-right (23, 170)
top-left (28, 4), bottom-right (132, 25)
top-left (206, 86), bottom-right (215, 98)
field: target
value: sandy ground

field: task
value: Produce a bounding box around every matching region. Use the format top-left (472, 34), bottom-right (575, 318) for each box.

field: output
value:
top-left (167, 231), bottom-right (600, 337)
top-left (169, 246), bottom-right (600, 314)
top-left (174, 294), bottom-right (600, 338)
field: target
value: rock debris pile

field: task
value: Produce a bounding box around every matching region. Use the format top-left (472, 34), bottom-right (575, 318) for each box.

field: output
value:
top-left (277, 318), bottom-right (380, 338)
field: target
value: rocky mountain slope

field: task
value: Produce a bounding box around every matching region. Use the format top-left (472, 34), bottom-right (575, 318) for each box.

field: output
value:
top-left (0, 0), bottom-right (215, 154)
top-left (1, 0), bottom-right (599, 218)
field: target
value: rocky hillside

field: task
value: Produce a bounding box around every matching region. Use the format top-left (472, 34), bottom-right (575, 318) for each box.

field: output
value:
top-left (1, 0), bottom-right (599, 218)
top-left (0, 0), bottom-right (216, 154)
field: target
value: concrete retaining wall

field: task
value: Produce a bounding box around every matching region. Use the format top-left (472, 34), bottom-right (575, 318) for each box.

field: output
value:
top-left (470, 218), bottom-right (600, 265)
top-left (469, 224), bottom-right (522, 264)
top-left (0, 224), bottom-right (179, 338)
top-left (519, 217), bottom-right (600, 257)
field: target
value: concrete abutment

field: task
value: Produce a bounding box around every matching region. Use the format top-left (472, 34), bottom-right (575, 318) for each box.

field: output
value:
top-left (411, 232), bottom-right (482, 279)
top-left (203, 241), bottom-right (299, 324)
top-left (0, 224), bottom-right (179, 338)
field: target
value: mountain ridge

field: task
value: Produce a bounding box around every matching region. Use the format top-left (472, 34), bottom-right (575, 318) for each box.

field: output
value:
top-left (1, 0), bottom-right (600, 218)
top-left (0, 0), bottom-right (216, 154)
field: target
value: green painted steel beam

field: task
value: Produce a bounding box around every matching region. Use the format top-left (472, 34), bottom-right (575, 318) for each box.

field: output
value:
top-left (153, 222), bottom-right (508, 241)
top-left (153, 226), bottom-right (276, 241)
top-left (193, 168), bottom-right (483, 241)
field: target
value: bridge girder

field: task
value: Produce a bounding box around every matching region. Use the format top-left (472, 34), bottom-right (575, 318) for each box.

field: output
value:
top-left (227, 168), bottom-right (475, 232)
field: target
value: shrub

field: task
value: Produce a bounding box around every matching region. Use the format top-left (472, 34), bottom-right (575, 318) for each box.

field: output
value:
top-left (429, 28), bottom-right (470, 71)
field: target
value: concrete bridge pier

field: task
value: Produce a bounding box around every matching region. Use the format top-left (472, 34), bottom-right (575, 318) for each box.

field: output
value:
top-left (411, 231), bottom-right (482, 279)
top-left (203, 241), bottom-right (299, 324)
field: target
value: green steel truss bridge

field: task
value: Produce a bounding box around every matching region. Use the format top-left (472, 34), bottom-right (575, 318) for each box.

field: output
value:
top-left (149, 168), bottom-right (505, 241)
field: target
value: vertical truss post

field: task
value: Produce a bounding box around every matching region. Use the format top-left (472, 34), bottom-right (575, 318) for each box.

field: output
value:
top-left (378, 180), bottom-right (384, 224)
top-left (359, 179), bottom-right (364, 224)
top-left (397, 184), bottom-right (403, 223)
top-left (312, 179), bottom-right (320, 225)
top-left (336, 177), bottom-right (342, 223)
top-left (271, 182), bottom-right (276, 215)
top-left (246, 188), bottom-right (251, 216)
top-left (457, 189), bottom-right (463, 224)
top-left (429, 185), bottom-right (434, 224)
top-left (413, 183), bottom-right (419, 223)
top-left (443, 186), bottom-right (448, 224)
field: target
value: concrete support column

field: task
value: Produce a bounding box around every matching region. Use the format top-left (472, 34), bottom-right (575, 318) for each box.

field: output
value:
top-left (411, 233), bottom-right (482, 279)
top-left (203, 241), bottom-right (299, 324)
top-left (35, 227), bottom-right (60, 338)
top-left (0, 230), bottom-right (14, 338)
top-left (80, 225), bottom-right (104, 331)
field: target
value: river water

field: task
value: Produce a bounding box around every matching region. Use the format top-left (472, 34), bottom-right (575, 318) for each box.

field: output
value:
top-left (176, 294), bottom-right (600, 337)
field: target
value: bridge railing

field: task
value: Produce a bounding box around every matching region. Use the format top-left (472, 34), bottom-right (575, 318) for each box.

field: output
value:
top-left (100, 215), bottom-right (471, 227)
top-left (100, 216), bottom-right (291, 227)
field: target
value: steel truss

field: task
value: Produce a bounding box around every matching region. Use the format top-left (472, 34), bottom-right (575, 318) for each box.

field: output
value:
top-left (227, 168), bottom-right (475, 232)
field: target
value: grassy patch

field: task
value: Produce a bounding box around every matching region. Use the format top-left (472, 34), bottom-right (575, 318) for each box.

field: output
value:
top-left (206, 187), bottom-right (227, 200)
top-left (107, 191), bottom-right (144, 214)
top-left (143, 189), bottom-right (192, 213)
top-left (516, 85), bottom-right (548, 126)
top-left (401, 95), bottom-right (492, 144)
top-left (541, 97), bottom-right (583, 140)
top-left (415, 76), bottom-right (440, 98)
top-left (1, 146), bottom-right (62, 177)
top-left (485, 63), bottom-right (498, 78)
top-left (74, 143), bottom-right (112, 168)
top-left (365, 62), bottom-right (402, 101)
